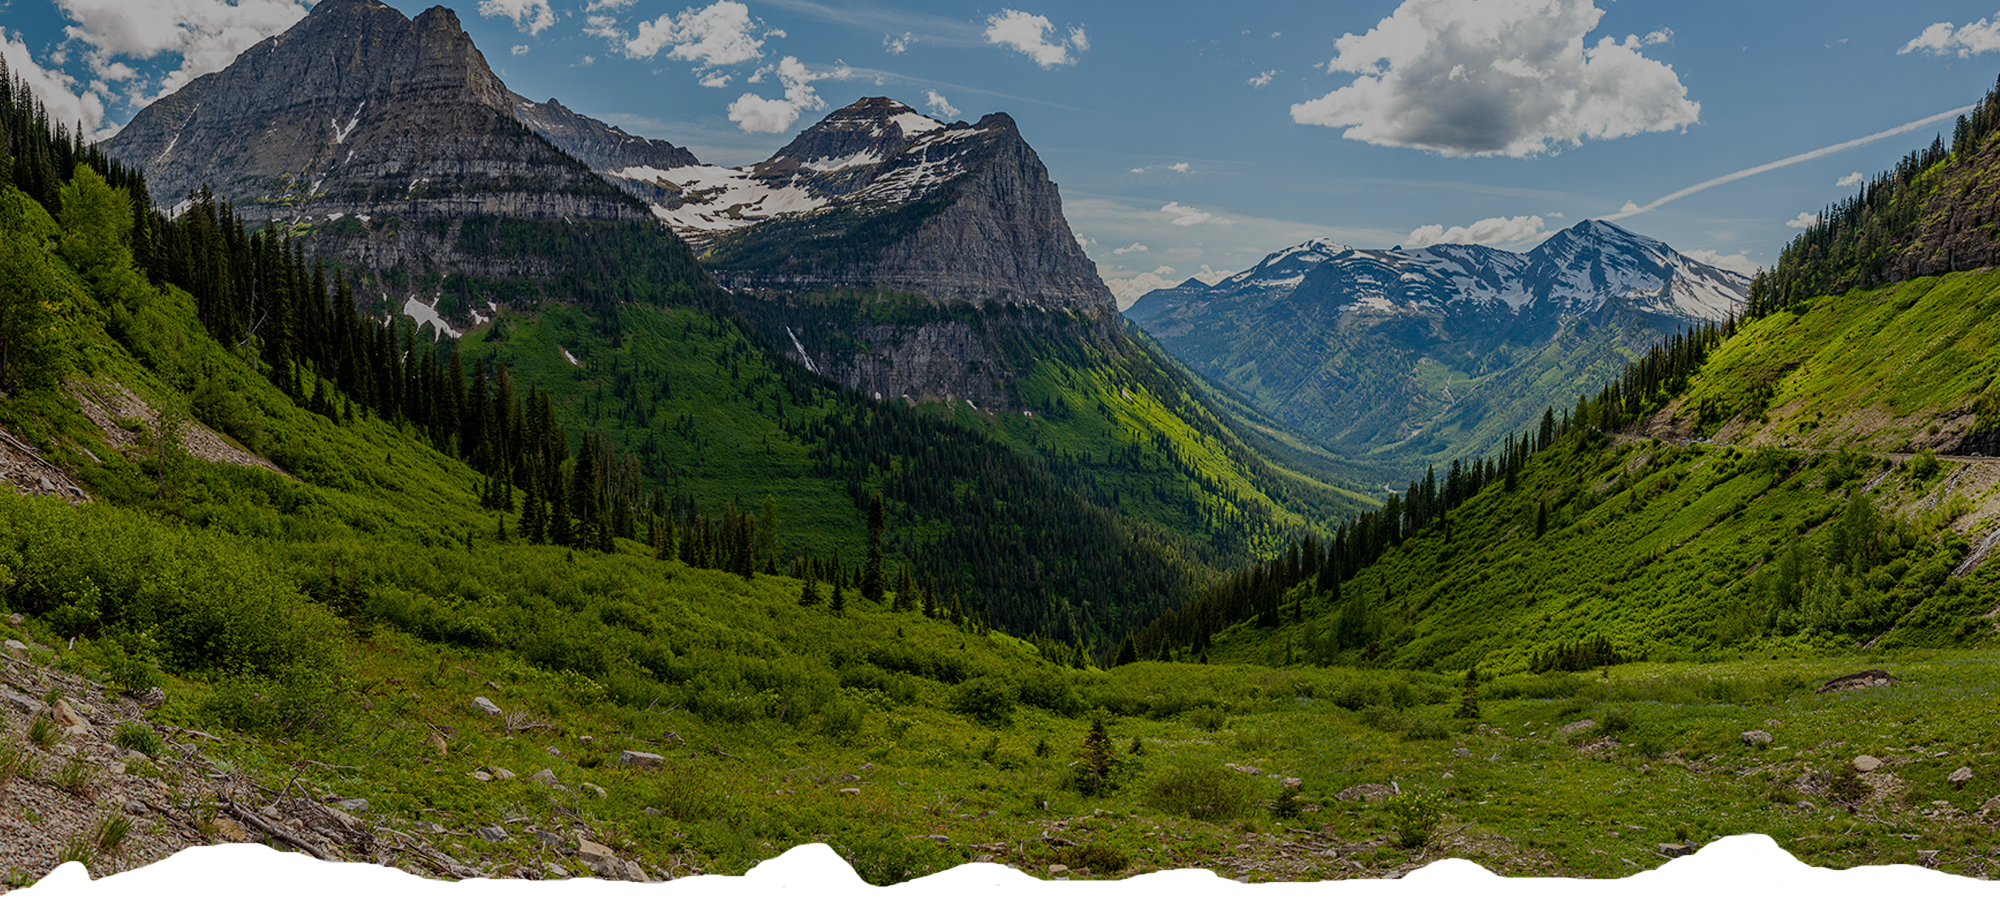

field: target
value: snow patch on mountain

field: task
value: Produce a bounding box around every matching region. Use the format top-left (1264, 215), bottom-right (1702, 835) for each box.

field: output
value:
top-left (616, 164), bottom-right (828, 233)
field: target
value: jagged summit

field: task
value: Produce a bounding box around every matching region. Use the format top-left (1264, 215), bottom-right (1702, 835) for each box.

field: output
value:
top-left (102, 0), bottom-right (639, 228)
top-left (602, 96), bottom-right (1109, 310)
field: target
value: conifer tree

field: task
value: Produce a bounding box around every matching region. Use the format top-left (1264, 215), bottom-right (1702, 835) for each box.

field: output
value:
top-left (861, 491), bottom-right (885, 603)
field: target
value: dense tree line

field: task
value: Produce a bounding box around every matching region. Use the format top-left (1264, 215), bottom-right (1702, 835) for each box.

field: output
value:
top-left (1750, 74), bottom-right (2000, 312)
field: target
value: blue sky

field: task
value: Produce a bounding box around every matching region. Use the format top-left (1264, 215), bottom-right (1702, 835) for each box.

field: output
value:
top-left (7, 0), bottom-right (2000, 305)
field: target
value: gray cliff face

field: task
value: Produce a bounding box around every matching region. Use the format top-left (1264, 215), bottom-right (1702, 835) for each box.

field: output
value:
top-left (510, 94), bottom-right (697, 174)
top-left (103, 0), bottom-right (649, 287)
top-left (645, 99), bottom-right (1112, 312)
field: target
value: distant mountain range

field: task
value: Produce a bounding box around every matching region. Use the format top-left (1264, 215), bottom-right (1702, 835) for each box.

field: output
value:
top-left (1125, 220), bottom-right (1749, 472)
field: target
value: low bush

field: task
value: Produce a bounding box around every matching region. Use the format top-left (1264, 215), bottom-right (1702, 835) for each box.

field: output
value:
top-left (1144, 765), bottom-right (1255, 821)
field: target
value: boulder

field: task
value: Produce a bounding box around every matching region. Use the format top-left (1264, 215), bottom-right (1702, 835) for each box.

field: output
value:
top-left (1948, 766), bottom-right (1974, 788)
top-left (1657, 843), bottom-right (1697, 858)
top-left (838, 787), bottom-right (862, 797)
top-left (2, 639), bottom-right (26, 658)
top-left (1335, 783), bottom-right (1397, 802)
top-left (331, 797), bottom-right (370, 813)
top-left (1981, 795), bottom-right (2000, 817)
top-left (530, 768), bottom-right (561, 787)
top-left (1815, 670), bottom-right (1896, 694)
top-left (477, 826), bottom-right (508, 842)
top-left (214, 819), bottom-right (250, 842)
top-left (534, 829), bottom-right (564, 847)
top-left (1853, 755), bottom-right (1882, 773)
top-left (0, 687), bottom-right (44, 716)
top-left (490, 766), bottom-right (516, 780)
top-left (580, 782), bottom-right (606, 798)
top-left (51, 699), bottom-right (85, 729)
top-left (472, 696), bottom-right (503, 716)
top-left (619, 750), bottom-right (665, 769)
top-left (1047, 864), bottom-right (1069, 877)
top-left (1741, 730), bottom-right (1773, 746)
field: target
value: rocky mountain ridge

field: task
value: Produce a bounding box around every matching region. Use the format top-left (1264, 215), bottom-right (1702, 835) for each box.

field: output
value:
top-left (1124, 220), bottom-right (1749, 472)
top-left (611, 97), bottom-right (1111, 311)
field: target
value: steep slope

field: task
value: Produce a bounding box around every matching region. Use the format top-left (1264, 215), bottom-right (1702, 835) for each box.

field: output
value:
top-left (100, 0), bottom-right (699, 307)
top-left (612, 97), bottom-right (1110, 311)
top-left (1124, 220), bottom-right (1747, 475)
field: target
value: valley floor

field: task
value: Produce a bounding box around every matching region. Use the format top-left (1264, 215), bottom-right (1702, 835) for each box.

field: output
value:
top-left (6, 620), bottom-right (1998, 887)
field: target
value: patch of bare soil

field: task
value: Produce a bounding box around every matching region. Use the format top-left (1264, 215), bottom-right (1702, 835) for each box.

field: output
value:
top-left (65, 381), bottom-right (285, 477)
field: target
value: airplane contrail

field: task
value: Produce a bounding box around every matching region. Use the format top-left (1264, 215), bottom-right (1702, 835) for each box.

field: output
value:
top-left (1605, 104), bottom-right (1980, 220)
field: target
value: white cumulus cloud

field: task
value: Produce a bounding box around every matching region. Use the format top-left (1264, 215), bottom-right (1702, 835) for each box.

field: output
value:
top-left (1193, 265), bottom-right (1236, 284)
top-left (511, 44), bottom-right (530, 56)
top-left (1247, 69), bottom-right (1276, 88)
top-left (700, 71), bottom-right (732, 87)
top-left (1102, 271), bottom-right (1181, 309)
top-left (1161, 202), bottom-right (1213, 226)
top-left (1901, 15), bottom-right (2000, 56)
top-left (1112, 243), bottom-right (1149, 255)
top-left (728, 56), bottom-right (851, 134)
top-left (1406, 214), bottom-right (1547, 247)
top-left (1291, 0), bottom-right (1700, 157)
top-left (1837, 171), bottom-right (1866, 187)
top-left (1683, 249), bottom-right (1756, 275)
top-left (626, 1), bottom-right (766, 66)
top-left (478, 0), bottom-right (555, 36)
top-left (924, 89), bottom-right (958, 118)
top-left (1786, 212), bottom-right (1822, 229)
top-left (884, 32), bottom-right (911, 55)
top-left (0, 27), bottom-right (112, 140)
top-left (51, 0), bottom-right (310, 105)
top-left (1167, 162), bottom-right (1191, 173)
top-left (984, 9), bottom-right (1087, 68)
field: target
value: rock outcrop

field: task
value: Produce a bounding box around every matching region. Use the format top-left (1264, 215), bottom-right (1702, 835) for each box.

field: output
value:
top-left (619, 98), bottom-right (1112, 312)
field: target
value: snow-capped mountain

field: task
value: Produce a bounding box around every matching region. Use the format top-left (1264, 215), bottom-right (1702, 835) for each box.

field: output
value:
top-left (601, 97), bottom-right (1110, 310)
top-left (1123, 220), bottom-right (1749, 472)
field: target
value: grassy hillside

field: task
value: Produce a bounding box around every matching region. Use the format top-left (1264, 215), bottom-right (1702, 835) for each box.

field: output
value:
top-left (1658, 268), bottom-right (2000, 453)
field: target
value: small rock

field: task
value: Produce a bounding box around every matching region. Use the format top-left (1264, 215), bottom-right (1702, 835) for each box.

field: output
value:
top-left (838, 773), bottom-right (861, 783)
top-left (1451, 747), bottom-right (1471, 758)
top-left (136, 687), bottom-right (167, 709)
top-left (1948, 766), bottom-right (1973, 788)
top-left (530, 768), bottom-right (561, 787)
top-left (6, 612), bottom-right (20, 626)
top-left (2, 639), bottom-right (25, 658)
top-left (333, 798), bottom-right (370, 813)
top-left (1918, 849), bottom-right (1940, 865)
top-left (545, 746), bottom-right (562, 757)
top-left (534, 829), bottom-right (564, 847)
top-left (973, 854), bottom-right (994, 864)
top-left (1072, 867), bottom-right (1092, 876)
top-left (470, 770), bottom-right (493, 782)
top-left (1854, 755), bottom-right (1882, 773)
top-left (619, 750), bottom-right (665, 769)
top-left (1657, 843), bottom-right (1696, 858)
top-left (123, 800), bottom-right (148, 815)
top-left (577, 838), bottom-right (616, 862)
top-left (542, 862), bottom-right (569, 879)
top-left (490, 767), bottom-right (516, 780)
top-left (1047, 864), bottom-right (1069, 877)
top-left (1741, 730), bottom-right (1773, 746)
top-left (1981, 795), bottom-right (2000, 816)
top-left (214, 819), bottom-right (249, 842)
top-left (1282, 777), bottom-right (1303, 789)
top-left (321, 805), bottom-right (362, 831)
top-left (414, 821), bottom-right (445, 834)
top-left (578, 735), bottom-right (594, 745)
top-left (472, 696), bottom-right (503, 716)
top-left (581, 782), bottom-right (607, 798)
top-left (1555, 719), bottom-right (1596, 737)
top-left (838, 787), bottom-right (861, 797)
top-left (429, 733), bottom-right (449, 758)
top-left (924, 834), bottom-right (949, 843)
top-left (644, 807), bottom-right (661, 816)
top-left (477, 826), bottom-right (508, 842)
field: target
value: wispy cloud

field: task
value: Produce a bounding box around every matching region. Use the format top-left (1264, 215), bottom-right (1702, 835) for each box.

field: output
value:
top-left (1405, 214), bottom-right (1548, 248)
top-left (1606, 105), bottom-right (1977, 220)
top-left (1786, 212), bottom-right (1821, 229)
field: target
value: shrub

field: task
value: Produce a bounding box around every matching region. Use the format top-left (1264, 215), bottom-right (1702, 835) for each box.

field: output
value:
top-left (112, 722), bottom-right (163, 757)
top-left (1016, 676), bottom-right (1082, 716)
top-left (1185, 706), bottom-right (1227, 732)
top-left (1271, 784), bottom-right (1304, 820)
top-left (1144, 765), bottom-right (1255, 820)
top-left (1385, 789), bottom-right (1444, 849)
top-left (950, 676), bottom-right (1017, 726)
top-left (1053, 844), bottom-right (1129, 874)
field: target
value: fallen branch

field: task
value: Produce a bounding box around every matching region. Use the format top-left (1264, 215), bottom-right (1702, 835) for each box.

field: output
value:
top-left (225, 800), bottom-right (332, 861)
